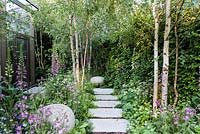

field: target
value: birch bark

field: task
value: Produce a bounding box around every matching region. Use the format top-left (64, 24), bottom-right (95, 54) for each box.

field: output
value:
top-left (162, 0), bottom-right (171, 107)
top-left (153, 0), bottom-right (159, 113)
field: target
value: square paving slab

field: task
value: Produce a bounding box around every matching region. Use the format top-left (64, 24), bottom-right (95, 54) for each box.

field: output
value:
top-left (95, 95), bottom-right (117, 101)
top-left (89, 108), bottom-right (122, 118)
top-left (89, 119), bottom-right (129, 133)
top-left (93, 101), bottom-right (121, 108)
top-left (94, 88), bottom-right (114, 95)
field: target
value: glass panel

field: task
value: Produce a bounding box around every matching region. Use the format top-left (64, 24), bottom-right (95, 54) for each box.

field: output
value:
top-left (13, 37), bottom-right (30, 84)
top-left (6, 0), bottom-right (34, 36)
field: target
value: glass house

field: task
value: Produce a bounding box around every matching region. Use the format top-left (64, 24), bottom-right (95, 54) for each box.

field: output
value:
top-left (0, 0), bottom-right (38, 86)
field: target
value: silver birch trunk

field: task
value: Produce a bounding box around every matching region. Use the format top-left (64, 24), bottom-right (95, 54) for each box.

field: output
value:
top-left (173, 24), bottom-right (179, 107)
top-left (69, 15), bottom-right (76, 83)
top-left (81, 31), bottom-right (89, 86)
top-left (162, 0), bottom-right (171, 107)
top-left (73, 17), bottom-right (80, 86)
top-left (88, 38), bottom-right (92, 72)
top-left (153, 0), bottom-right (159, 114)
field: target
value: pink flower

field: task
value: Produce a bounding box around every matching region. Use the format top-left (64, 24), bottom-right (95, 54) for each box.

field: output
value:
top-left (54, 121), bottom-right (62, 129)
top-left (16, 126), bottom-right (22, 131)
top-left (30, 130), bottom-right (35, 134)
top-left (21, 111), bottom-right (28, 118)
top-left (185, 107), bottom-right (192, 115)
top-left (22, 95), bottom-right (28, 100)
top-left (16, 131), bottom-right (21, 134)
top-left (183, 116), bottom-right (190, 121)
top-left (45, 108), bottom-right (52, 116)
top-left (185, 107), bottom-right (196, 116)
top-left (28, 114), bottom-right (37, 124)
top-left (17, 102), bottom-right (28, 109)
top-left (174, 121), bottom-right (178, 125)
top-left (58, 128), bottom-right (66, 134)
top-left (33, 124), bottom-right (37, 129)
top-left (39, 107), bottom-right (45, 113)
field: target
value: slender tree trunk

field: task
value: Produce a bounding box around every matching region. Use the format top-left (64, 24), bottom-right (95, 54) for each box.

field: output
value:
top-left (81, 31), bottom-right (89, 86)
top-left (173, 23), bottom-right (179, 107)
top-left (162, 0), bottom-right (171, 107)
top-left (153, 0), bottom-right (159, 114)
top-left (69, 15), bottom-right (76, 83)
top-left (79, 34), bottom-right (84, 71)
top-left (74, 17), bottom-right (80, 86)
top-left (173, 0), bottom-right (183, 107)
top-left (88, 38), bottom-right (92, 72)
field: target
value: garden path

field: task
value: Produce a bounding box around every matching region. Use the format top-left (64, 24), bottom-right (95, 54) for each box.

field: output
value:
top-left (89, 88), bottom-right (129, 134)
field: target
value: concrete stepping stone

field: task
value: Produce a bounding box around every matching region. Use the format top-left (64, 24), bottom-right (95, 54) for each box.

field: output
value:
top-left (95, 95), bottom-right (117, 101)
top-left (90, 76), bottom-right (104, 84)
top-left (94, 88), bottom-right (114, 95)
top-left (94, 101), bottom-right (121, 108)
top-left (89, 119), bottom-right (129, 133)
top-left (89, 108), bottom-right (122, 118)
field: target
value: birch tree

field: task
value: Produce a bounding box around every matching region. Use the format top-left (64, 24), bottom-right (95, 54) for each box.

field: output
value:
top-left (69, 15), bottom-right (76, 83)
top-left (153, 0), bottom-right (159, 113)
top-left (74, 17), bottom-right (80, 86)
top-left (162, 0), bottom-right (171, 107)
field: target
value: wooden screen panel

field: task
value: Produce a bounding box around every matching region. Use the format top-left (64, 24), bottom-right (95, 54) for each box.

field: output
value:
top-left (12, 35), bottom-right (30, 85)
top-left (29, 37), bottom-right (35, 85)
top-left (0, 38), bottom-right (7, 78)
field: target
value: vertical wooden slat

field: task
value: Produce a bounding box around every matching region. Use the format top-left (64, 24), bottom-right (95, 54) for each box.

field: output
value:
top-left (1, 38), bottom-right (7, 77)
top-left (0, 0), bottom-right (5, 79)
top-left (29, 37), bottom-right (35, 85)
top-left (0, 39), bottom-right (2, 79)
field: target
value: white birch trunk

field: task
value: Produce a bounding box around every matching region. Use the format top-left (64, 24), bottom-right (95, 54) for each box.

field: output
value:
top-left (81, 31), bottom-right (89, 86)
top-left (162, 0), bottom-right (171, 107)
top-left (88, 38), bottom-right (92, 72)
top-left (69, 15), bottom-right (76, 83)
top-left (173, 24), bottom-right (179, 107)
top-left (73, 17), bottom-right (80, 86)
top-left (153, 0), bottom-right (159, 113)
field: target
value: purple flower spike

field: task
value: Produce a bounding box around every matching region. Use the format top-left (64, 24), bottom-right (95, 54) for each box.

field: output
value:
top-left (155, 100), bottom-right (160, 107)
top-left (174, 114), bottom-right (179, 125)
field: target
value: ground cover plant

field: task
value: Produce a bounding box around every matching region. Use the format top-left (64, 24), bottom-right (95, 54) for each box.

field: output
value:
top-left (0, 71), bottom-right (94, 134)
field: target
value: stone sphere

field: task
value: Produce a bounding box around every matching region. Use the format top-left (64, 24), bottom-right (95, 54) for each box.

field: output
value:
top-left (90, 76), bottom-right (104, 84)
top-left (39, 104), bottom-right (75, 132)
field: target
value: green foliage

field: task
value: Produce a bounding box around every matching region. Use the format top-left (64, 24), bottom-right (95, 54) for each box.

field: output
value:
top-left (4, 47), bottom-right (13, 88)
top-left (0, 72), bottom-right (94, 133)
top-left (29, 72), bottom-right (94, 133)
top-left (118, 79), bottom-right (152, 133)
top-left (90, 1), bottom-right (200, 134)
